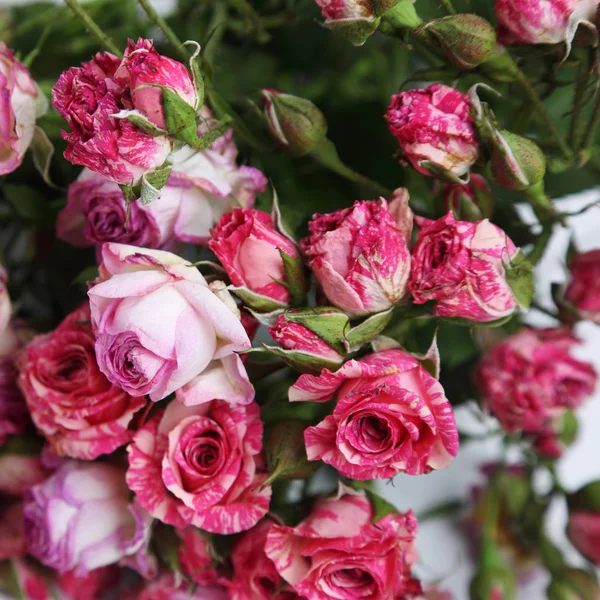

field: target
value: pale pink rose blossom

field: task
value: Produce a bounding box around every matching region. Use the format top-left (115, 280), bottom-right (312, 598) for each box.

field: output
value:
top-left (0, 42), bottom-right (38, 175)
top-left (386, 84), bottom-right (479, 178)
top-left (564, 249), bottom-right (600, 324)
top-left (126, 399), bottom-right (271, 535)
top-left (409, 212), bottom-right (520, 322)
top-left (88, 243), bottom-right (252, 404)
top-left (301, 195), bottom-right (411, 316)
top-left (292, 349), bottom-right (459, 479)
top-left (265, 485), bottom-right (423, 599)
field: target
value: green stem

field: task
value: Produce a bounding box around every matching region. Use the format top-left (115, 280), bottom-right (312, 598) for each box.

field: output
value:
top-left (527, 223), bottom-right (554, 266)
top-left (136, 0), bottom-right (189, 62)
top-left (440, 0), bottom-right (456, 14)
top-left (22, 16), bottom-right (56, 68)
top-left (568, 52), bottom-right (590, 149)
top-left (579, 91), bottom-right (600, 153)
top-left (531, 301), bottom-right (559, 320)
top-left (63, 0), bottom-right (121, 55)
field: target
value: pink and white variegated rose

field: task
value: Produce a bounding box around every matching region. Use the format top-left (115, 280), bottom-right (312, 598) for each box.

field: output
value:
top-left (17, 304), bottom-right (146, 459)
top-left (23, 461), bottom-right (151, 575)
top-left (176, 527), bottom-right (218, 585)
top-left (386, 84), bottom-right (479, 179)
top-left (315, 0), bottom-right (377, 23)
top-left (114, 38), bottom-right (198, 130)
top-left (409, 212), bottom-right (521, 322)
top-left (52, 46), bottom-right (171, 186)
top-left (0, 42), bottom-right (38, 176)
top-left (209, 208), bottom-right (301, 305)
top-left (477, 328), bottom-right (597, 435)
top-left (300, 194), bottom-right (412, 317)
top-left (88, 243), bottom-right (252, 404)
top-left (265, 485), bottom-right (423, 599)
top-left (126, 399), bottom-right (271, 534)
top-left (495, 0), bottom-right (599, 47)
top-left (564, 249), bottom-right (600, 324)
top-left (224, 518), bottom-right (300, 600)
top-left (292, 349), bottom-right (459, 479)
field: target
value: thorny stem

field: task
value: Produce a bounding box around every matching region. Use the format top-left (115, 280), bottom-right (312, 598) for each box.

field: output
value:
top-left (137, 0), bottom-right (189, 62)
top-left (63, 0), bottom-right (121, 55)
top-left (568, 52), bottom-right (591, 149)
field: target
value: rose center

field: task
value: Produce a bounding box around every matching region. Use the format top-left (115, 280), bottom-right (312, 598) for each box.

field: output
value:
top-left (325, 567), bottom-right (375, 593)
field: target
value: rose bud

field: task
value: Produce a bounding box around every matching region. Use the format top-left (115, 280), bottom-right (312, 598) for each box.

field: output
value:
top-left (292, 349), bottom-right (459, 479)
top-left (115, 38), bottom-right (198, 131)
top-left (301, 196), bottom-right (412, 317)
top-left (567, 480), bottom-right (600, 565)
top-left (209, 208), bottom-right (302, 308)
top-left (0, 43), bottom-right (38, 176)
top-left (89, 243), bottom-right (252, 404)
top-left (313, 0), bottom-right (380, 45)
top-left (440, 173), bottom-right (493, 221)
top-left (495, 0), bottom-right (599, 48)
top-left (564, 249), bottom-right (600, 324)
top-left (265, 485), bottom-right (423, 598)
top-left (52, 50), bottom-right (172, 186)
top-left (126, 399), bottom-right (271, 534)
top-left (477, 328), bottom-right (597, 436)
top-left (423, 14), bottom-right (497, 70)
top-left (409, 212), bottom-right (527, 322)
top-left (23, 461), bottom-right (149, 575)
top-left (386, 83), bottom-right (479, 180)
top-left (490, 129), bottom-right (546, 191)
top-left (261, 90), bottom-right (327, 156)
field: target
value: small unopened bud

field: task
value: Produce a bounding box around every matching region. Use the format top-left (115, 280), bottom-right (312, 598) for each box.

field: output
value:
top-left (470, 545), bottom-right (516, 600)
top-left (261, 89), bottom-right (328, 156)
top-left (424, 14), bottom-right (497, 69)
top-left (490, 129), bottom-right (546, 191)
top-left (440, 173), bottom-right (493, 221)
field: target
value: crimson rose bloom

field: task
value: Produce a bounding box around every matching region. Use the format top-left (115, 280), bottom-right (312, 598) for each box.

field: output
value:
top-left (17, 304), bottom-right (146, 459)
top-left (292, 349), bottom-right (459, 479)
top-left (477, 328), bottom-right (597, 435)
top-left (386, 83), bottom-right (479, 178)
top-left (265, 486), bottom-right (422, 600)
top-left (565, 249), bottom-right (600, 324)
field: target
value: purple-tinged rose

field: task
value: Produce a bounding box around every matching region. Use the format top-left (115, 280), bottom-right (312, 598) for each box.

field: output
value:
top-left (477, 328), bottom-right (597, 435)
top-left (386, 83), bottom-right (479, 178)
top-left (126, 399), bottom-right (271, 534)
top-left (0, 42), bottom-right (38, 176)
top-left (564, 249), bottom-right (600, 324)
top-left (409, 212), bottom-right (520, 322)
top-left (88, 243), bottom-right (251, 404)
top-left (292, 349), bottom-right (459, 479)
top-left (301, 193), bottom-right (412, 317)
top-left (23, 461), bottom-right (149, 575)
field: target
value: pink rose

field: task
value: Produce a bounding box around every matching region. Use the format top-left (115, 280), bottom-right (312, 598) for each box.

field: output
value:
top-left (567, 511), bottom-right (600, 565)
top-left (495, 0), bottom-right (599, 45)
top-left (0, 264), bottom-right (11, 338)
top-left (52, 48), bottom-right (171, 185)
top-left (292, 349), bottom-right (459, 479)
top-left (0, 454), bottom-right (48, 496)
top-left (17, 304), bottom-right (146, 459)
top-left (24, 461), bottom-right (149, 575)
top-left (0, 42), bottom-right (38, 175)
top-left (265, 485), bottom-right (423, 599)
top-left (0, 358), bottom-right (30, 444)
top-left (89, 243), bottom-right (251, 404)
top-left (386, 84), bottom-right (479, 178)
top-left (126, 399), bottom-right (271, 534)
top-left (209, 208), bottom-right (300, 305)
top-left (57, 566), bottom-right (121, 600)
top-left (564, 249), bottom-right (600, 324)
top-left (123, 572), bottom-right (229, 600)
top-left (315, 0), bottom-right (377, 22)
top-left (225, 518), bottom-right (300, 600)
top-left (409, 212), bottom-right (520, 322)
top-left (115, 38), bottom-right (197, 130)
top-left (176, 526), bottom-right (218, 584)
top-left (477, 328), bottom-right (597, 435)
top-left (300, 196), bottom-right (411, 316)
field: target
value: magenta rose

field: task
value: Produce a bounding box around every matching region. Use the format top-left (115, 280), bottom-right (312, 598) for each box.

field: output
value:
top-left (265, 485), bottom-right (423, 599)
top-left (209, 208), bottom-right (300, 305)
top-left (115, 38), bottom-right (197, 130)
top-left (495, 0), bottom-right (598, 45)
top-left (567, 481), bottom-right (600, 565)
top-left (477, 328), bottom-right (597, 435)
top-left (386, 84), bottom-right (479, 178)
top-left (292, 349), bottom-right (459, 479)
top-left (564, 249), bottom-right (600, 324)
top-left (0, 42), bottom-right (38, 176)
top-left (409, 212), bottom-right (521, 322)
top-left (315, 0), bottom-right (377, 22)
top-left (88, 243), bottom-right (252, 404)
top-left (301, 195), bottom-right (412, 316)
top-left (126, 399), bottom-right (271, 534)
top-left (0, 264), bottom-right (11, 338)
top-left (52, 48), bottom-right (171, 185)
top-left (0, 358), bottom-right (30, 445)
top-left (176, 527), bottom-right (218, 585)
top-left (17, 304), bottom-right (146, 459)
top-left (24, 461), bottom-right (149, 575)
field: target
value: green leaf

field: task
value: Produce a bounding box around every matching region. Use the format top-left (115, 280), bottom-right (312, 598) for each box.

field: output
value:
top-left (229, 286), bottom-right (287, 313)
top-left (345, 307), bottom-right (394, 351)
top-left (31, 126), bottom-right (57, 189)
top-left (140, 163), bottom-right (173, 206)
top-left (285, 307), bottom-right (349, 352)
top-left (72, 265), bottom-right (99, 286)
top-left (112, 109), bottom-right (166, 136)
top-left (504, 250), bottom-right (535, 311)
top-left (278, 248), bottom-right (307, 307)
top-left (252, 343), bottom-right (342, 374)
top-left (365, 489), bottom-right (399, 523)
top-left (2, 184), bottom-right (50, 222)
top-left (162, 87), bottom-right (198, 135)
